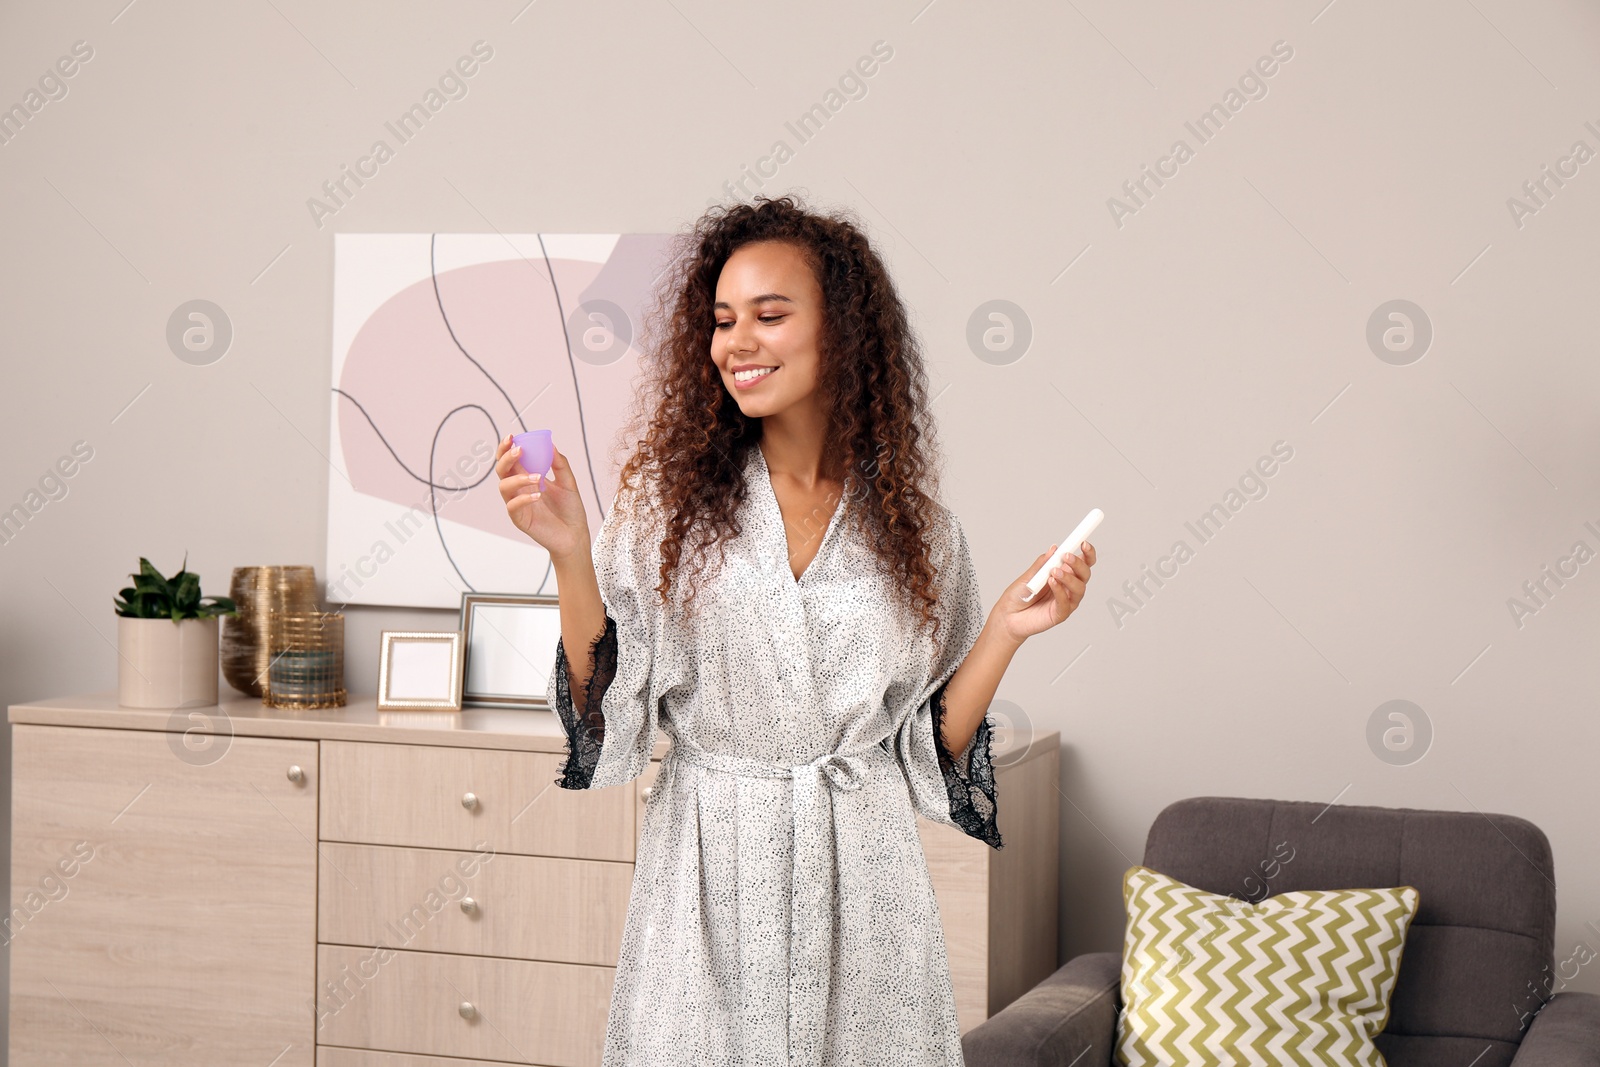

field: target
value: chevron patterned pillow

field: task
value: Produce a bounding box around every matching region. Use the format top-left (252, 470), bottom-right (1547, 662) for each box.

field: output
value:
top-left (1115, 865), bottom-right (1420, 1067)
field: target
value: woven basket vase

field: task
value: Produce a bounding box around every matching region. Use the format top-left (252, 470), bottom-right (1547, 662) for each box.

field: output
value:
top-left (220, 565), bottom-right (319, 698)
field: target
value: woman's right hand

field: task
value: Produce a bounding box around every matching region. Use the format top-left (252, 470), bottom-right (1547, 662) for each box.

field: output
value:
top-left (496, 436), bottom-right (590, 561)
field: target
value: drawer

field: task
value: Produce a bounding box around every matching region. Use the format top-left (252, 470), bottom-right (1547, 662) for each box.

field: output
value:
top-left (316, 944), bottom-right (611, 1067)
top-left (318, 841), bottom-right (632, 966)
top-left (319, 1047), bottom-right (549, 1066)
top-left (321, 741), bottom-right (634, 861)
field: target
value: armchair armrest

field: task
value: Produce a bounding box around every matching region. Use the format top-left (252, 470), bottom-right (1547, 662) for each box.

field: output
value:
top-left (1511, 992), bottom-right (1600, 1067)
top-left (961, 951), bottom-right (1120, 1067)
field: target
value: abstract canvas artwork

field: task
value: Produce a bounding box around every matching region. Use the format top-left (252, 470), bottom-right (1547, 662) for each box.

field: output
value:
top-left (326, 232), bottom-right (676, 608)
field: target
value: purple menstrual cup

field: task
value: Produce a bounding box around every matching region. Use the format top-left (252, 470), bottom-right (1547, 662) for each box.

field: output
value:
top-left (512, 430), bottom-right (555, 491)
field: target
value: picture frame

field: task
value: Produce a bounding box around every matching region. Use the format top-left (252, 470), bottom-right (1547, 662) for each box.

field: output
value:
top-left (459, 592), bottom-right (563, 710)
top-left (376, 631), bottom-right (464, 711)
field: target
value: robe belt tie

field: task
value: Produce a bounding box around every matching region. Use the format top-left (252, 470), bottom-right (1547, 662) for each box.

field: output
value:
top-left (663, 736), bottom-right (898, 1066)
top-left (666, 737), bottom-right (887, 790)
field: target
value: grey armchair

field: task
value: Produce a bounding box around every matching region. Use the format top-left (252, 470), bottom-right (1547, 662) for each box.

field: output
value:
top-left (962, 796), bottom-right (1600, 1067)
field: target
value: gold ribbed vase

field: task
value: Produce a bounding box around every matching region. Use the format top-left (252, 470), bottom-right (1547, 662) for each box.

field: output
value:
top-left (221, 566), bottom-right (319, 698)
top-left (263, 609), bottom-right (347, 709)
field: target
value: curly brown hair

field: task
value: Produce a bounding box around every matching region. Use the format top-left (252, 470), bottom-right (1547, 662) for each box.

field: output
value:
top-left (610, 193), bottom-right (951, 646)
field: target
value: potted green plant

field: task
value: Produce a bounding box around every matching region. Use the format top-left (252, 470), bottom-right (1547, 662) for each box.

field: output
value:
top-left (114, 554), bottom-right (238, 708)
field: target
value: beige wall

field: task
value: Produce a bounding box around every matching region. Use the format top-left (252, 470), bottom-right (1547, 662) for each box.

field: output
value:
top-left (3, 1), bottom-right (1598, 1050)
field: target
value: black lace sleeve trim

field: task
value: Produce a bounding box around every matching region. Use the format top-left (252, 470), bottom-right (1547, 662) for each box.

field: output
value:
top-left (551, 614), bottom-right (619, 790)
top-left (930, 677), bottom-right (1003, 849)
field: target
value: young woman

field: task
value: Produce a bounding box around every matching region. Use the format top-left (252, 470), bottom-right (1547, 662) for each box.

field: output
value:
top-left (495, 195), bottom-right (1095, 1066)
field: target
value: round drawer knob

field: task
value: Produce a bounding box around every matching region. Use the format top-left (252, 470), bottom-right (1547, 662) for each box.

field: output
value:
top-left (460, 896), bottom-right (478, 914)
top-left (287, 765), bottom-right (304, 783)
top-left (459, 1001), bottom-right (477, 1020)
top-left (642, 785), bottom-right (654, 800)
top-left (461, 792), bottom-right (478, 810)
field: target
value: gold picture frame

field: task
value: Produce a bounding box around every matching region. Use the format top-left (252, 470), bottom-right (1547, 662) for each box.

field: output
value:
top-left (376, 631), bottom-right (464, 711)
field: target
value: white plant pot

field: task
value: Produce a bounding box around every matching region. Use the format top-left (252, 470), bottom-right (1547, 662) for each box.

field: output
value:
top-left (117, 616), bottom-right (220, 708)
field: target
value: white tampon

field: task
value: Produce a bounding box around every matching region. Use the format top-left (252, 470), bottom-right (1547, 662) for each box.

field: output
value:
top-left (1020, 508), bottom-right (1103, 602)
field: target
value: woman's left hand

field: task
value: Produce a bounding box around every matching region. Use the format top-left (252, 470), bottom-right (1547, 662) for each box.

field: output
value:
top-left (992, 540), bottom-right (1097, 644)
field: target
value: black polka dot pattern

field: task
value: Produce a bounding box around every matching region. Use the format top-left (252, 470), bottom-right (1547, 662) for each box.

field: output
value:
top-left (547, 443), bottom-right (1002, 1065)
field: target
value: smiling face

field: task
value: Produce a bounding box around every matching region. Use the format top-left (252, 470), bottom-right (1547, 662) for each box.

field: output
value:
top-left (711, 240), bottom-right (827, 419)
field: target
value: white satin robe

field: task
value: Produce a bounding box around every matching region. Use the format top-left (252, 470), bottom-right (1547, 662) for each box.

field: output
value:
top-left (547, 443), bottom-right (1002, 1067)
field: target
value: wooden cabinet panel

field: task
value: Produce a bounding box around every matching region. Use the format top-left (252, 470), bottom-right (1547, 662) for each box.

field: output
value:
top-left (319, 1049), bottom-right (546, 1067)
top-left (315, 944), bottom-right (613, 1067)
top-left (9, 723), bottom-right (318, 1066)
top-left (320, 741), bottom-right (634, 861)
top-left (986, 743), bottom-right (1062, 1014)
top-left (318, 841), bottom-right (632, 966)
top-left (917, 743), bottom-right (1062, 1031)
top-left (918, 815), bottom-right (991, 1030)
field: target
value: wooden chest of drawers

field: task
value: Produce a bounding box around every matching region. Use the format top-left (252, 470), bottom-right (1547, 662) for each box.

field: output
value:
top-left (8, 693), bottom-right (1059, 1066)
